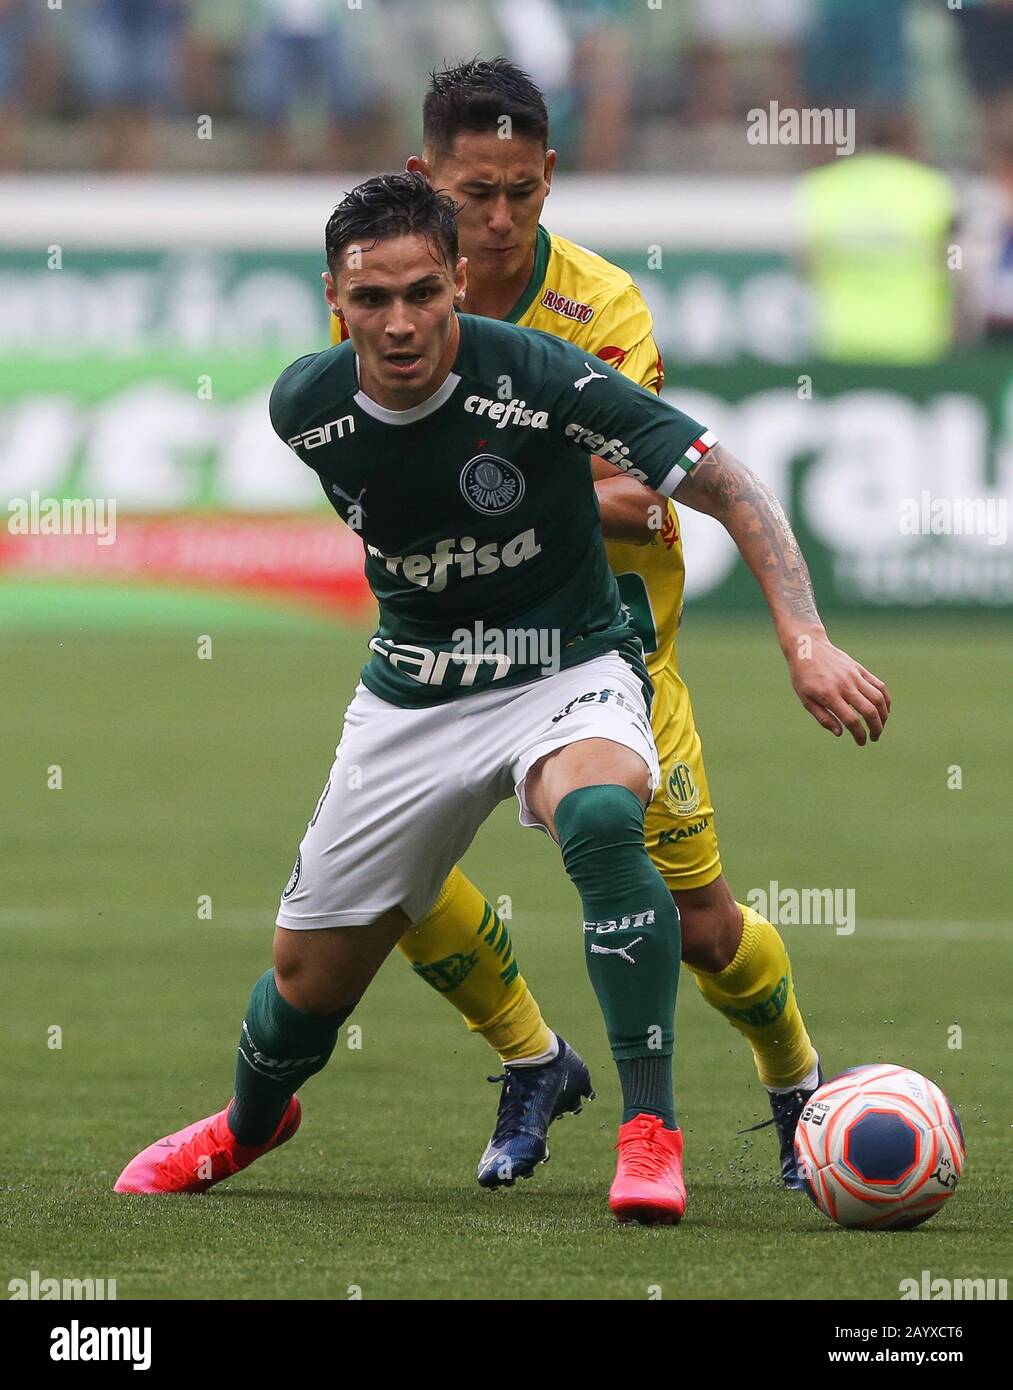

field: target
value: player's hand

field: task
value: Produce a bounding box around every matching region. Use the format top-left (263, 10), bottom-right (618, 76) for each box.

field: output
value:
top-left (786, 634), bottom-right (892, 745)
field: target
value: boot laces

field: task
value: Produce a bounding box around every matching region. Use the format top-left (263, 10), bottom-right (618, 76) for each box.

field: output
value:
top-left (737, 1082), bottom-right (808, 1136)
top-left (486, 1072), bottom-right (534, 1142)
top-left (617, 1115), bottom-right (673, 1179)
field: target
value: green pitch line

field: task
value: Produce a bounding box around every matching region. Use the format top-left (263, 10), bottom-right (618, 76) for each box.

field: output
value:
top-left (0, 579), bottom-right (343, 635)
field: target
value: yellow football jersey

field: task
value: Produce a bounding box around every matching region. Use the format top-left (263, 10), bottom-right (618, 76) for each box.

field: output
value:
top-left (329, 224), bottom-right (684, 677)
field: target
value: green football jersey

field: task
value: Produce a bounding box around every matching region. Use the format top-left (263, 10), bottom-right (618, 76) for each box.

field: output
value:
top-left (269, 314), bottom-right (715, 707)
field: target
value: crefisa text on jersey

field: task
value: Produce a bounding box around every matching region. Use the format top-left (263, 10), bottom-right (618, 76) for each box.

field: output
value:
top-left (463, 395), bottom-right (549, 429)
top-left (565, 420), bottom-right (649, 482)
top-left (365, 529), bottom-right (541, 592)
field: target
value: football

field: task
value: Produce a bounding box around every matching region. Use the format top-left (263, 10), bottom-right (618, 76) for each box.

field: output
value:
top-left (794, 1064), bottom-right (965, 1230)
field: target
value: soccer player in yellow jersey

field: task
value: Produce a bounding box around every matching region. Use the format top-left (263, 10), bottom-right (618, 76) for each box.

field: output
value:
top-left (327, 60), bottom-right (892, 1192)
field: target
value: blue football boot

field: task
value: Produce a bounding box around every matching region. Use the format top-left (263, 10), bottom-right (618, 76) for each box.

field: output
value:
top-left (740, 1059), bottom-right (824, 1190)
top-left (477, 1034), bottom-right (595, 1189)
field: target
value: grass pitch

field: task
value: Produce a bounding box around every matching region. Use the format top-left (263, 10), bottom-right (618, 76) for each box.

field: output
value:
top-left (2, 602), bottom-right (1011, 1300)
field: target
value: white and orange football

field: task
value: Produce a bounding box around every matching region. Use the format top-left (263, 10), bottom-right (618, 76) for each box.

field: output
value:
top-left (794, 1064), bottom-right (965, 1230)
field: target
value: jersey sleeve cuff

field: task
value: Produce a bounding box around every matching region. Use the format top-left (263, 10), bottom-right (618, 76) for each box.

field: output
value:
top-left (656, 430), bottom-right (718, 496)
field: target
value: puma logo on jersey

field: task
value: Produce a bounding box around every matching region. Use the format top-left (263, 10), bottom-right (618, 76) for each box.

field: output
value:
top-left (330, 482), bottom-right (366, 508)
top-left (589, 936), bottom-right (643, 964)
top-left (288, 414), bottom-right (355, 450)
top-left (574, 362), bottom-right (607, 391)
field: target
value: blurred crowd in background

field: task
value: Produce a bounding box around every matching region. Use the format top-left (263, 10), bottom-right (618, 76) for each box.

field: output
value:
top-left (0, 0), bottom-right (1012, 177)
top-left (2, 0), bottom-right (1013, 351)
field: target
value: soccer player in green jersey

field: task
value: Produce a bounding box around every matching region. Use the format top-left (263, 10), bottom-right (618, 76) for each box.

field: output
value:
top-left (115, 170), bottom-right (728, 1223)
top-left (329, 60), bottom-right (891, 1194)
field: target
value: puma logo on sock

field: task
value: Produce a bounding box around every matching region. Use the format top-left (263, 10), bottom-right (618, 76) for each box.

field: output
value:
top-left (589, 936), bottom-right (644, 965)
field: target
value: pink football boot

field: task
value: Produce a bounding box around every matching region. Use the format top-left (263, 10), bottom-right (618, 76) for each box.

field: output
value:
top-left (114, 1097), bottom-right (301, 1194)
top-left (608, 1113), bottom-right (686, 1224)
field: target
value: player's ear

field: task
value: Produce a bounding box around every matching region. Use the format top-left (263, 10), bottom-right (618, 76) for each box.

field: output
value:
top-left (322, 270), bottom-right (341, 316)
top-left (406, 154), bottom-right (433, 183)
top-left (454, 256), bottom-right (468, 305)
top-left (544, 148), bottom-right (557, 193)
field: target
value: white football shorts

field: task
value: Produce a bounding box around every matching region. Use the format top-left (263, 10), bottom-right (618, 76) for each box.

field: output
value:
top-left (275, 651), bottom-right (660, 929)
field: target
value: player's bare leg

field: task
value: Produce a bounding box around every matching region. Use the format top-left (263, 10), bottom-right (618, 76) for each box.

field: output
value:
top-left (675, 876), bottom-right (742, 973)
top-left (524, 738), bottom-right (686, 1224)
top-left (272, 911), bottom-right (410, 1014)
top-left (114, 910), bottom-right (408, 1194)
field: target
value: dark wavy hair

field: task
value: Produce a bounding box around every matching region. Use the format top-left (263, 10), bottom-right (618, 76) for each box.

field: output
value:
top-left (423, 57), bottom-right (549, 158)
top-left (324, 171), bottom-right (459, 278)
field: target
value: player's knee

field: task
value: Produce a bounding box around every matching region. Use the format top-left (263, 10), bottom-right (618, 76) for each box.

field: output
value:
top-left (555, 783), bottom-right (646, 868)
top-left (273, 948), bottom-right (359, 1016)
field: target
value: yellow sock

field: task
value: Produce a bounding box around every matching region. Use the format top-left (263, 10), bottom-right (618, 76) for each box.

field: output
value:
top-left (399, 867), bottom-right (553, 1064)
top-left (688, 903), bottom-right (816, 1089)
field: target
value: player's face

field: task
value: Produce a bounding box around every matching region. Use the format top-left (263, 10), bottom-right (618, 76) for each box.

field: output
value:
top-left (326, 233), bottom-right (467, 405)
top-left (426, 132), bottom-right (554, 284)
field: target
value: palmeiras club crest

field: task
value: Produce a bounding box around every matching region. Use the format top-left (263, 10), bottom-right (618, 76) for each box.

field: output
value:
top-left (282, 852), bottom-right (302, 900)
top-left (460, 454), bottom-right (525, 514)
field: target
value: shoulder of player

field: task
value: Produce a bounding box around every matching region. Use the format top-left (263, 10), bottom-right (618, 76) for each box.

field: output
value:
top-left (538, 231), bottom-right (653, 345)
top-left (545, 231), bottom-right (635, 294)
top-left (458, 313), bottom-right (609, 383)
top-left (456, 318), bottom-right (661, 443)
top-left (544, 232), bottom-right (648, 313)
top-left (269, 342), bottom-right (355, 442)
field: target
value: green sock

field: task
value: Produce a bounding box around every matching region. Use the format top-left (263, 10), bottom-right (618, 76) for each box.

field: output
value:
top-left (555, 784), bottom-right (680, 1128)
top-left (228, 969), bottom-right (350, 1145)
top-left (615, 1055), bottom-right (675, 1126)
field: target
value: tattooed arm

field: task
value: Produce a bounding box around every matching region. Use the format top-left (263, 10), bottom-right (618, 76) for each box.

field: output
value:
top-left (676, 444), bottom-right (892, 745)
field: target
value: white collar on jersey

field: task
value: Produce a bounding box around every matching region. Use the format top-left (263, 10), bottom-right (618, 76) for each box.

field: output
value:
top-left (353, 354), bottom-right (461, 425)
